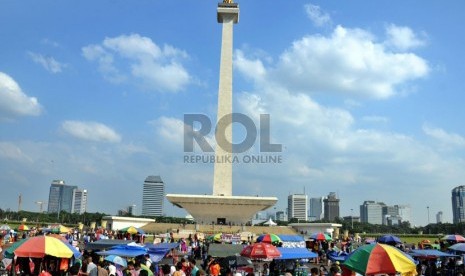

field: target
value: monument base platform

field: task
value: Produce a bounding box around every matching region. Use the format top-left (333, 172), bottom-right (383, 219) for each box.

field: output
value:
top-left (166, 194), bottom-right (277, 225)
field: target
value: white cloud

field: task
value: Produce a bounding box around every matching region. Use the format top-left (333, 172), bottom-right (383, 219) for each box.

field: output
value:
top-left (304, 4), bottom-right (332, 27)
top-left (153, 116), bottom-right (216, 153)
top-left (82, 34), bottom-right (191, 92)
top-left (28, 52), bottom-right (66, 73)
top-left (0, 72), bottom-right (42, 119)
top-left (385, 24), bottom-right (426, 51)
top-left (236, 25), bottom-right (429, 100)
top-left (362, 116), bottom-right (389, 123)
top-left (0, 142), bottom-right (32, 162)
top-left (423, 123), bottom-right (465, 148)
top-left (61, 120), bottom-right (122, 143)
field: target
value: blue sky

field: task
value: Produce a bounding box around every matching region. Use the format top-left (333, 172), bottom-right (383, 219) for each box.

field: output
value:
top-left (1, 1), bottom-right (465, 226)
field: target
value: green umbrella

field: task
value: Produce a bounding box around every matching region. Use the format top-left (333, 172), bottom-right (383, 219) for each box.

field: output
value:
top-left (4, 238), bottom-right (29, 258)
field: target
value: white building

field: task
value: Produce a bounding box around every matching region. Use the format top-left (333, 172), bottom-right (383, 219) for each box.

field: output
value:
top-left (101, 216), bottom-right (155, 231)
top-left (288, 194), bottom-right (308, 222)
top-left (142, 176), bottom-right (164, 217)
top-left (396, 204), bottom-right (411, 223)
top-left (72, 189), bottom-right (87, 214)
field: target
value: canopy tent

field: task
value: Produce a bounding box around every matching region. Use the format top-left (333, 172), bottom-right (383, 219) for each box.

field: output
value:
top-left (96, 244), bottom-right (147, 258)
top-left (263, 218), bottom-right (277, 226)
top-left (145, 242), bottom-right (180, 263)
top-left (209, 244), bottom-right (244, 258)
top-left (278, 235), bottom-right (306, 248)
top-left (276, 247), bottom-right (318, 260)
top-left (410, 249), bottom-right (458, 259)
top-left (85, 239), bottom-right (133, 251)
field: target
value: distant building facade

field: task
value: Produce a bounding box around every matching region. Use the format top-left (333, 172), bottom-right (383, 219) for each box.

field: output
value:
top-left (309, 197), bottom-right (325, 221)
top-left (452, 186), bottom-right (465, 224)
top-left (323, 192), bottom-right (340, 221)
top-left (142, 176), bottom-right (165, 217)
top-left (288, 194), bottom-right (308, 222)
top-left (71, 189), bottom-right (87, 214)
top-left (47, 180), bottom-right (86, 214)
top-left (361, 201), bottom-right (411, 225)
top-left (436, 211), bottom-right (443, 223)
top-left (275, 211), bottom-right (286, 221)
top-left (360, 201), bottom-right (384, 225)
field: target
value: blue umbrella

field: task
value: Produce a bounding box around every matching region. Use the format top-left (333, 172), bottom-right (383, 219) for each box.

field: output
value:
top-left (105, 255), bottom-right (127, 267)
top-left (378, 235), bottom-right (402, 244)
top-left (449, 243), bottom-right (465, 252)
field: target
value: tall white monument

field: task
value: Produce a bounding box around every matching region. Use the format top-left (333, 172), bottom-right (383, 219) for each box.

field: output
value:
top-left (166, 1), bottom-right (277, 225)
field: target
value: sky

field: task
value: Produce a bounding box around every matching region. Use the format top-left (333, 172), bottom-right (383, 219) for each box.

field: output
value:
top-left (1, 1), bottom-right (465, 226)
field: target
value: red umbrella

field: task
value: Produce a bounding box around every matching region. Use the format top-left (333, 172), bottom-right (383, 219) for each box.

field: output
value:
top-left (240, 242), bottom-right (281, 260)
top-left (310, 232), bottom-right (332, 241)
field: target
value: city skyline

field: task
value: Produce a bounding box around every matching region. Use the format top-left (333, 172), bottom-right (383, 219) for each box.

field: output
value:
top-left (1, 1), bottom-right (465, 226)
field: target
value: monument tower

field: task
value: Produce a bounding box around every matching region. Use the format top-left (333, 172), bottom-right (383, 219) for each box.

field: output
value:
top-left (166, 1), bottom-right (277, 225)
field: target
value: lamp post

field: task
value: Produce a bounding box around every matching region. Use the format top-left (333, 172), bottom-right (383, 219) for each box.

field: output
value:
top-left (427, 206), bottom-right (430, 224)
top-left (350, 208), bottom-right (354, 229)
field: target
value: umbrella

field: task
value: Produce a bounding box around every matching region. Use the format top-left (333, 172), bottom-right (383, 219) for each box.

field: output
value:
top-left (17, 224), bottom-right (29, 231)
top-left (240, 242), bottom-right (281, 260)
top-left (3, 238), bottom-right (29, 258)
top-left (256, 234), bottom-right (281, 244)
top-left (309, 232), bottom-right (332, 241)
top-left (449, 243), bottom-right (465, 252)
top-left (377, 234), bottom-right (402, 245)
top-left (105, 255), bottom-right (128, 267)
top-left (119, 226), bottom-right (145, 235)
top-left (0, 224), bottom-right (11, 231)
top-left (222, 255), bottom-right (252, 268)
top-left (14, 236), bottom-right (75, 258)
top-left (342, 243), bottom-right (417, 276)
top-left (441, 234), bottom-right (465, 243)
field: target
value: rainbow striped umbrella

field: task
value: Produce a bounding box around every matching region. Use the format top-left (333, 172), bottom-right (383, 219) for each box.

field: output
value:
top-left (310, 232), bottom-right (332, 241)
top-left (342, 243), bottom-right (417, 276)
top-left (256, 234), bottom-right (281, 244)
top-left (442, 234), bottom-right (465, 243)
top-left (14, 236), bottom-right (74, 258)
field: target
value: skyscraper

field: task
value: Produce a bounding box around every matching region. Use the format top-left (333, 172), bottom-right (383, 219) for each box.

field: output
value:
top-left (142, 176), bottom-right (165, 217)
top-left (309, 197), bottom-right (324, 221)
top-left (47, 180), bottom-right (84, 214)
top-left (288, 194), bottom-right (308, 222)
top-left (452, 185), bottom-right (465, 224)
top-left (71, 189), bottom-right (88, 214)
top-left (323, 192), bottom-right (340, 221)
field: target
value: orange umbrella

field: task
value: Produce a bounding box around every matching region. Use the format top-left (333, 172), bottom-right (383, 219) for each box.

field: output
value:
top-left (17, 224), bottom-right (29, 231)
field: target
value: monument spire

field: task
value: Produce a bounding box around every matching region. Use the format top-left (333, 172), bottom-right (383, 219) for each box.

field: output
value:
top-left (213, 1), bottom-right (239, 196)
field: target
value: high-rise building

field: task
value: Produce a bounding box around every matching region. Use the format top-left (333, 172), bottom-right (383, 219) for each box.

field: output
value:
top-left (436, 211), bottom-right (443, 223)
top-left (47, 180), bottom-right (86, 214)
top-left (382, 205), bottom-right (398, 225)
top-left (323, 192), bottom-right (340, 221)
top-left (360, 201), bottom-right (385, 225)
top-left (452, 186), bottom-right (465, 224)
top-left (71, 189), bottom-right (87, 214)
top-left (309, 197), bottom-right (325, 221)
top-left (395, 205), bottom-right (411, 223)
top-left (275, 211), bottom-right (286, 221)
top-left (288, 194), bottom-right (308, 222)
top-left (142, 176), bottom-right (165, 217)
